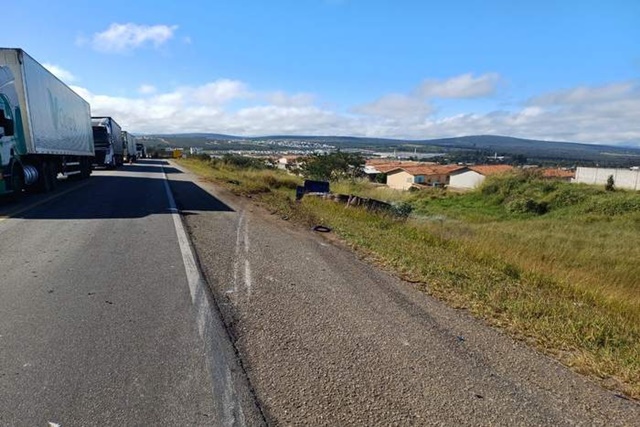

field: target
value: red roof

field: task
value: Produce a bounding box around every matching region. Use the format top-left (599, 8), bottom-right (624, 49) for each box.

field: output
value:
top-left (388, 164), bottom-right (464, 176)
top-left (467, 165), bottom-right (514, 176)
top-left (367, 161), bottom-right (425, 173)
top-left (541, 168), bottom-right (575, 178)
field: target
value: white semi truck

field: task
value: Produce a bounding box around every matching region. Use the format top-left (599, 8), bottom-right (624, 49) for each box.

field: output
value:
top-left (92, 116), bottom-right (123, 168)
top-left (122, 131), bottom-right (137, 162)
top-left (0, 48), bottom-right (94, 196)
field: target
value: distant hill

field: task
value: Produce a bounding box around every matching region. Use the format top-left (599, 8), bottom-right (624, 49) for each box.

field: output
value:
top-left (147, 133), bottom-right (640, 166)
top-left (147, 133), bottom-right (245, 140)
top-left (412, 135), bottom-right (640, 163)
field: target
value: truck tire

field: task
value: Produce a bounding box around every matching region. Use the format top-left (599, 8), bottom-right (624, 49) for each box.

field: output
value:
top-left (28, 161), bottom-right (57, 193)
top-left (26, 163), bottom-right (46, 193)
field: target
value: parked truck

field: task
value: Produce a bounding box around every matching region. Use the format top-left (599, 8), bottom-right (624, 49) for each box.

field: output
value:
top-left (122, 131), bottom-right (137, 162)
top-left (92, 116), bottom-right (123, 168)
top-left (0, 48), bottom-right (94, 197)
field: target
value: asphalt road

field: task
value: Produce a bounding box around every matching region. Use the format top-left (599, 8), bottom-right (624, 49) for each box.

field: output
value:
top-left (167, 161), bottom-right (640, 426)
top-left (2, 160), bottom-right (639, 426)
top-left (0, 161), bottom-right (262, 426)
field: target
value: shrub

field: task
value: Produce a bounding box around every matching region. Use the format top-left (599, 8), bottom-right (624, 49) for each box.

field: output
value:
top-left (545, 185), bottom-right (591, 209)
top-left (262, 172), bottom-right (300, 190)
top-left (189, 153), bottom-right (212, 162)
top-left (392, 201), bottom-right (414, 218)
top-left (584, 194), bottom-right (640, 215)
top-left (221, 154), bottom-right (270, 169)
top-left (605, 175), bottom-right (615, 192)
top-left (300, 152), bottom-right (365, 181)
top-left (506, 197), bottom-right (549, 215)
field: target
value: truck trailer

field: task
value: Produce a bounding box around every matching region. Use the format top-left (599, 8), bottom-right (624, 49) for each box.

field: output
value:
top-left (122, 131), bottom-right (137, 162)
top-left (0, 48), bottom-right (94, 196)
top-left (92, 116), bottom-right (123, 168)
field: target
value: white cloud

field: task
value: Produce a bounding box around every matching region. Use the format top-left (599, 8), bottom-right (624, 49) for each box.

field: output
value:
top-left (72, 80), bottom-right (340, 135)
top-left (265, 91), bottom-right (315, 107)
top-left (191, 79), bottom-right (251, 105)
top-left (418, 73), bottom-right (501, 99)
top-left (390, 81), bottom-right (640, 143)
top-left (89, 23), bottom-right (178, 53)
top-left (43, 63), bottom-right (76, 82)
top-left (138, 84), bottom-right (157, 95)
top-left (352, 93), bottom-right (433, 120)
top-left (72, 77), bottom-right (640, 146)
top-left (528, 82), bottom-right (637, 106)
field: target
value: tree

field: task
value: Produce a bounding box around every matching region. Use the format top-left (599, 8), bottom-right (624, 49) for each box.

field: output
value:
top-left (300, 152), bottom-right (364, 181)
top-left (605, 175), bottom-right (615, 192)
top-left (511, 154), bottom-right (527, 165)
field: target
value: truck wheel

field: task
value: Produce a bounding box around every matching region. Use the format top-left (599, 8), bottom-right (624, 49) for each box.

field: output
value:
top-left (26, 163), bottom-right (47, 193)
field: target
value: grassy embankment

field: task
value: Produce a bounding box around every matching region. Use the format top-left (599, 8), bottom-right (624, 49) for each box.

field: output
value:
top-left (177, 158), bottom-right (640, 398)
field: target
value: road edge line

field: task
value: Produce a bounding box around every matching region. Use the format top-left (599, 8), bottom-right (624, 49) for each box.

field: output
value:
top-left (161, 166), bottom-right (268, 427)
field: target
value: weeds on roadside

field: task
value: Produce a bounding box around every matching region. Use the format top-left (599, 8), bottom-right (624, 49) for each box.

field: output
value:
top-left (177, 158), bottom-right (640, 398)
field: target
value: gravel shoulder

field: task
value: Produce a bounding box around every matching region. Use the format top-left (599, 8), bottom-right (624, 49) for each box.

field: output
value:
top-left (167, 161), bottom-right (640, 426)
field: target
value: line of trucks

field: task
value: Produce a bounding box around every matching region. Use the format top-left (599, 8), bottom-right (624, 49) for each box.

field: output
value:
top-left (0, 48), bottom-right (145, 197)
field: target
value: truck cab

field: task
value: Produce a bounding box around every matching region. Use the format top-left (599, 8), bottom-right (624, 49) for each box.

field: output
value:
top-left (0, 65), bottom-right (23, 195)
top-left (92, 117), bottom-right (123, 169)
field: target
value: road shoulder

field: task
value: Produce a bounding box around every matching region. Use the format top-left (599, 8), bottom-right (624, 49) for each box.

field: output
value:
top-left (166, 160), bottom-right (640, 426)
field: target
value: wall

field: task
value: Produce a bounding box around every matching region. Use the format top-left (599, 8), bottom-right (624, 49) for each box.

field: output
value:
top-left (387, 170), bottom-right (415, 190)
top-left (573, 167), bottom-right (640, 191)
top-left (449, 170), bottom-right (485, 189)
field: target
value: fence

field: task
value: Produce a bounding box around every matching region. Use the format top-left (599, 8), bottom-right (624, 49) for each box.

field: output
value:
top-left (573, 167), bottom-right (640, 191)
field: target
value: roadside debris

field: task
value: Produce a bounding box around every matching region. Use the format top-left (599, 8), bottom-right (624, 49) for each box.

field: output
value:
top-left (296, 180), bottom-right (330, 200)
top-left (312, 225), bottom-right (332, 233)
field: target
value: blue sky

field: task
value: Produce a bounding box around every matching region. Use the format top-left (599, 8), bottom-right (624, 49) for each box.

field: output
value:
top-left (4, 0), bottom-right (640, 145)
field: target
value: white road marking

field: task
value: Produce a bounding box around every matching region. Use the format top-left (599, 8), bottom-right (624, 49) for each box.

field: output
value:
top-left (244, 259), bottom-right (252, 295)
top-left (161, 167), bottom-right (247, 426)
top-left (233, 212), bottom-right (245, 294)
top-left (232, 211), bottom-right (253, 296)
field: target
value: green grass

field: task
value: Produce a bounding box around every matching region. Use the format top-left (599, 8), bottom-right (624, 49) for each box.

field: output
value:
top-left (177, 159), bottom-right (640, 399)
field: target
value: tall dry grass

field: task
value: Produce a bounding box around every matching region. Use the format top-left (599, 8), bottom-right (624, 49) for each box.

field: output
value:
top-left (177, 159), bottom-right (640, 398)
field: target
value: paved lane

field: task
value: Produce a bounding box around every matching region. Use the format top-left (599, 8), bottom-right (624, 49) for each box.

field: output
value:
top-left (0, 161), bottom-right (259, 426)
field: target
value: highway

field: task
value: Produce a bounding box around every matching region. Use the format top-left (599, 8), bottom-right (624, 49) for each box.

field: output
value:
top-left (0, 161), bottom-right (262, 426)
top-left (0, 159), bottom-right (638, 426)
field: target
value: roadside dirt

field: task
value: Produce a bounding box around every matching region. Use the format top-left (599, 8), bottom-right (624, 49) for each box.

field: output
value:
top-left (167, 163), bottom-right (640, 426)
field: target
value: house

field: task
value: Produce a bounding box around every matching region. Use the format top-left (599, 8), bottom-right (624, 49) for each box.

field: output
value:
top-left (386, 165), bottom-right (464, 190)
top-left (364, 159), bottom-right (439, 183)
top-left (277, 155), bottom-right (303, 170)
top-left (364, 160), bottom-right (422, 175)
top-left (448, 165), bottom-right (514, 190)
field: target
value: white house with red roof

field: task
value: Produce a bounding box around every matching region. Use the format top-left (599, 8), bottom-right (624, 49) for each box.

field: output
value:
top-left (448, 165), bottom-right (514, 190)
